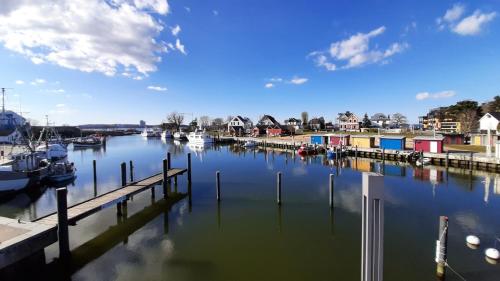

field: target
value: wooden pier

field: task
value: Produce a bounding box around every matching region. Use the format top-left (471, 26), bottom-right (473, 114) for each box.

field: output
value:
top-left (0, 156), bottom-right (191, 270)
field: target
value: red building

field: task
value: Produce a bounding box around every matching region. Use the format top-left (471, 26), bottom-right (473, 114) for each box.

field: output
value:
top-left (413, 136), bottom-right (445, 153)
top-left (442, 133), bottom-right (464, 145)
top-left (328, 134), bottom-right (350, 146)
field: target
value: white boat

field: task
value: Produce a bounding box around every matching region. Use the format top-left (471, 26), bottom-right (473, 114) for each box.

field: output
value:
top-left (36, 143), bottom-right (68, 161)
top-left (416, 157), bottom-right (431, 166)
top-left (161, 130), bottom-right (173, 139)
top-left (187, 130), bottom-right (214, 144)
top-left (0, 152), bottom-right (50, 194)
top-left (141, 128), bottom-right (161, 138)
top-left (242, 140), bottom-right (257, 147)
top-left (173, 131), bottom-right (188, 141)
top-left (47, 161), bottom-right (76, 182)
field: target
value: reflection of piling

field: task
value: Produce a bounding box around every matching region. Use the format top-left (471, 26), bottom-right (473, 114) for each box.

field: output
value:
top-left (277, 172), bottom-right (282, 205)
top-left (93, 160), bottom-right (97, 197)
top-left (361, 173), bottom-right (384, 281)
top-left (216, 171), bottom-right (221, 201)
top-left (329, 174), bottom-right (334, 208)
top-left (436, 216), bottom-right (448, 278)
top-left (217, 201), bottom-right (221, 230)
top-left (56, 188), bottom-right (70, 260)
top-left (445, 152), bottom-right (449, 169)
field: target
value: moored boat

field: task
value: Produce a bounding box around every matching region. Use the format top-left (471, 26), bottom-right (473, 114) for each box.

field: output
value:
top-left (297, 144), bottom-right (317, 156)
top-left (73, 136), bottom-right (103, 148)
top-left (174, 131), bottom-right (188, 141)
top-left (161, 130), bottom-right (173, 139)
top-left (0, 152), bottom-right (50, 195)
top-left (242, 140), bottom-right (257, 148)
top-left (142, 128), bottom-right (162, 138)
top-left (47, 161), bottom-right (76, 183)
top-left (416, 157), bottom-right (431, 166)
top-left (187, 130), bottom-right (213, 144)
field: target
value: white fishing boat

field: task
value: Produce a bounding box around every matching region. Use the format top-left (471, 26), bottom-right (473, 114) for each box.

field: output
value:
top-left (416, 157), bottom-right (431, 166)
top-left (161, 130), bottom-right (173, 139)
top-left (187, 130), bottom-right (214, 144)
top-left (242, 140), bottom-right (257, 147)
top-left (47, 161), bottom-right (76, 183)
top-left (173, 131), bottom-right (188, 141)
top-left (0, 152), bottom-right (50, 194)
top-left (36, 143), bottom-right (67, 161)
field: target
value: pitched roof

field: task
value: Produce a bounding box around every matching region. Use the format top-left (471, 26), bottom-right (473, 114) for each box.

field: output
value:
top-left (260, 115), bottom-right (280, 126)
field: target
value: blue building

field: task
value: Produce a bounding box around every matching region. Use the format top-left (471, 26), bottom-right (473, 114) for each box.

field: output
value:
top-left (379, 136), bottom-right (406, 150)
top-left (310, 135), bottom-right (328, 145)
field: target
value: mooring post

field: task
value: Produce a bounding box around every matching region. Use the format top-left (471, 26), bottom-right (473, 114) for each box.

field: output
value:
top-left (163, 158), bottom-right (168, 198)
top-left (118, 162), bottom-right (127, 215)
top-left (361, 173), bottom-right (384, 281)
top-left (382, 148), bottom-right (385, 162)
top-left (187, 153), bottom-right (192, 183)
top-left (93, 159), bottom-right (97, 197)
top-left (277, 172), bottom-right (282, 205)
top-left (129, 160), bottom-right (134, 182)
top-left (56, 188), bottom-right (70, 260)
top-left (329, 174), bottom-right (334, 208)
top-left (167, 152), bottom-right (172, 182)
top-left (436, 216), bottom-right (448, 278)
top-left (445, 152), bottom-right (449, 169)
top-left (469, 152), bottom-right (473, 170)
top-left (216, 171), bottom-right (221, 201)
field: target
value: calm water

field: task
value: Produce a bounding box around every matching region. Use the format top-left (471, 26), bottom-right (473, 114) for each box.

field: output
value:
top-left (1, 135), bottom-right (500, 281)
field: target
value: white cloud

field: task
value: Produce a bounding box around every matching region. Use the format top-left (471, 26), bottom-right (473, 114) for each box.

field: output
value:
top-left (437, 4), bottom-right (496, 36)
top-left (30, 78), bottom-right (46, 85)
top-left (15, 80), bottom-right (24, 85)
top-left (289, 77), bottom-right (308, 85)
top-left (453, 11), bottom-right (496, 35)
top-left (0, 0), bottom-right (174, 77)
top-left (264, 83), bottom-right (274, 88)
top-left (147, 85), bottom-right (167, 91)
top-left (56, 103), bottom-right (65, 108)
top-left (269, 77), bottom-right (283, 83)
top-left (171, 25), bottom-right (181, 36)
top-left (175, 39), bottom-right (186, 55)
top-left (309, 26), bottom-right (408, 71)
top-left (213, 10), bottom-right (219, 16)
top-left (184, 6), bottom-right (191, 13)
top-left (416, 90), bottom-right (456, 101)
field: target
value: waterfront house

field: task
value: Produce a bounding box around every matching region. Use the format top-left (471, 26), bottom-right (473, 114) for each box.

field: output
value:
top-left (479, 112), bottom-right (500, 133)
top-left (442, 133), bottom-right (464, 145)
top-left (413, 136), bottom-right (444, 153)
top-left (337, 112), bottom-right (360, 131)
top-left (329, 134), bottom-right (350, 146)
top-left (308, 117), bottom-right (325, 131)
top-left (351, 135), bottom-right (375, 148)
top-left (284, 118), bottom-right (303, 135)
top-left (227, 116), bottom-right (253, 136)
top-left (379, 136), bottom-right (406, 150)
top-left (252, 115), bottom-right (288, 137)
top-left (370, 113), bottom-right (390, 128)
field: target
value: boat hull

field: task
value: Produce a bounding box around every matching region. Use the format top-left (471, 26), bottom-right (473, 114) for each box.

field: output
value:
top-left (0, 172), bottom-right (30, 194)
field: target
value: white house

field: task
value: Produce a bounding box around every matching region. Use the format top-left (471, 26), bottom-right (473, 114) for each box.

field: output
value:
top-left (479, 112), bottom-right (500, 132)
top-left (337, 112), bottom-right (360, 131)
top-left (227, 116), bottom-right (253, 136)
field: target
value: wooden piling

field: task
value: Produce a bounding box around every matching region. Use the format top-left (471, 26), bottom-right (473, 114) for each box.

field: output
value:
top-left (93, 159), bottom-right (97, 196)
top-left (118, 162), bottom-right (126, 215)
top-left (329, 174), bottom-right (334, 208)
top-left (129, 160), bottom-right (134, 182)
top-left (167, 152), bottom-right (172, 182)
top-left (445, 152), bottom-right (449, 169)
top-left (469, 152), bottom-right (473, 170)
top-left (216, 171), bottom-right (221, 201)
top-left (162, 159), bottom-right (168, 198)
top-left (56, 188), bottom-right (70, 259)
top-left (436, 216), bottom-right (448, 278)
top-left (276, 172), bottom-right (282, 205)
top-left (187, 153), bottom-right (192, 183)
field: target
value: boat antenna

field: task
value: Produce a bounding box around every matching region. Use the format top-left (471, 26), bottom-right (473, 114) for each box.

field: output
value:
top-left (1, 87), bottom-right (12, 114)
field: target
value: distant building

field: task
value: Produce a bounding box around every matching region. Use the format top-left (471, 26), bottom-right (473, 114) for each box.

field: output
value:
top-left (419, 107), bottom-right (461, 133)
top-left (308, 117), bottom-right (325, 131)
top-left (227, 116), bottom-right (253, 136)
top-left (337, 112), bottom-right (360, 131)
top-left (413, 136), bottom-right (445, 153)
top-left (479, 112), bottom-right (500, 133)
top-left (370, 113), bottom-right (390, 128)
top-left (284, 118), bottom-right (303, 135)
top-left (252, 115), bottom-right (287, 137)
top-left (139, 120), bottom-right (146, 127)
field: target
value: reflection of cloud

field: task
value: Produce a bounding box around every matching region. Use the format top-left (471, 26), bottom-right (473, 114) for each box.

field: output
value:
top-left (454, 212), bottom-right (483, 233)
top-left (335, 184), bottom-right (362, 214)
top-left (292, 166), bottom-right (307, 176)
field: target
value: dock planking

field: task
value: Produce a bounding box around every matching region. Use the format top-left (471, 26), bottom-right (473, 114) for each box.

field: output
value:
top-left (0, 167), bottom-right (188, 270)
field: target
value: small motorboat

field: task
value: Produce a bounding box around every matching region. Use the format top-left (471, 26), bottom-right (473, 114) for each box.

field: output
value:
top-left (161, 130), bottom-right (173, 139)
top-left (142, 128), bottom-right (162, 138)
top-left (416, 157), bottom-right (431, 166)
top-left (73, 136), bottom-right (103, 148)
top-left (47, 161), bottom-right (76, 182)
top-left (242, 140), bottom-right (257, 148)
top-left (297, 144), bottom-right (317, 156)
top-left (187, 130), bottom-right (214, 144)
top-left (327, 147), bottom-right (346, 159)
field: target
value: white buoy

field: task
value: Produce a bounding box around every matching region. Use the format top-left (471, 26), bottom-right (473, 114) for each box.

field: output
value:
top-left (485, 248), bottom-right (500, 260)
top-left (466, 235), bottom-right (480, 247)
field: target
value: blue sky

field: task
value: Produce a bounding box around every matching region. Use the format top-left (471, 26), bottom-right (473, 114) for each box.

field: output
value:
top-left (0, 0), bottom-right (499, 125)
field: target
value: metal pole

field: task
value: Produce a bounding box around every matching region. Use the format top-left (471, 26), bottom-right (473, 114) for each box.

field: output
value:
top-left (216, 171), bottom-right (221, 201)
top-left (436, 216), bottom-right (448, 278)
top-left (277, 172), bottom-right (282, 205)
top-left (56, 188), bottom-right (70, 259)
top-left (329, 174), bottom-right (334, 208)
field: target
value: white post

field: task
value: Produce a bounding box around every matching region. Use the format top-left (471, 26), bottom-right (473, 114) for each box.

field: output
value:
top-left (362, 172), bottom-right (384, 281)
top-left (487, 129), bottom-right (492, 157)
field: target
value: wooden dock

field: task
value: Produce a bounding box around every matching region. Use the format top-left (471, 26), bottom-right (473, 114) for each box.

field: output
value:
top-left (0, 155), bottom-right (191, 270)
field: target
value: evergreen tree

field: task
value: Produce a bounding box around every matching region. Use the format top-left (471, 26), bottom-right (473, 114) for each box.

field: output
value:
top-left (362, 113), bottom-right (371, 128)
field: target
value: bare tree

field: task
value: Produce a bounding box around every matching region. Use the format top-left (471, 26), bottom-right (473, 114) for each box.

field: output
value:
top-left (301, 111), bottom-right (308, 126)
top-left (167, 112), bottom-right (184, 131)
top-left (392, 113), bottom-right (407, 127)
top-left (199, 116), bottom-right (210, 129)
top-left (458, 110), bottom-right (478, 134)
